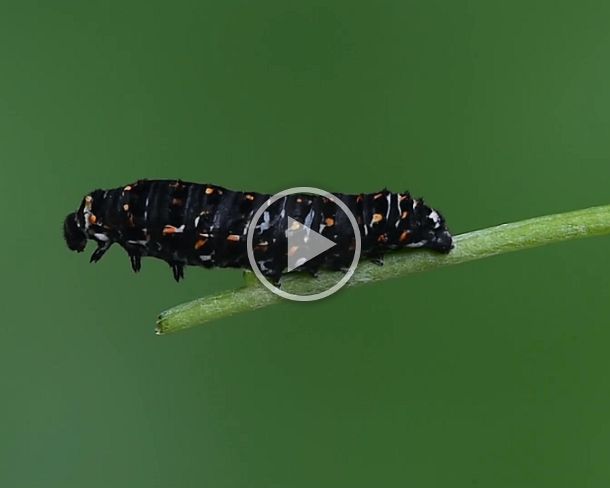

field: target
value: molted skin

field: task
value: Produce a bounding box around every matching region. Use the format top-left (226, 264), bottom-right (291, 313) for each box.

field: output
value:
top-left (63, 179), bottom-right (453, 282)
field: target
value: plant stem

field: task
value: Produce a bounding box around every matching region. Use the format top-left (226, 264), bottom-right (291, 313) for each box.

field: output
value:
top-left (156, 204), bottom-right (610, 335)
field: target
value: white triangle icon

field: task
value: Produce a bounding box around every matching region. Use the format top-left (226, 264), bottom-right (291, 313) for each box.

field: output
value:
top-left (286, 217), bottom-right (336, 272)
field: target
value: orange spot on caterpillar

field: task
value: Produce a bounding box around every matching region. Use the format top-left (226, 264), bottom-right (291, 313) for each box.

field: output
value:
top-left (122, 204), bottom-right (129, 211)
top-left (325, 217), bottom-right (335, 226)
top-left (399, 230), bottom-right (410, 242)
top-left (194, 239), bottom-right (207, 249)
top-left (205, 187), bottom-right (214, 195)
top-left (123, 185), bottom-right (132, 191)
top-left (371, 213), bottom-right (383, 224)
top-left (377, 233), bottom-right (388, 243)
top-left (401, 211), bottom-right (408, 219)
top-left (162, 225), bottom-right (177, 236)
top-left (373, 193), bottom-right (383, 200)
top-left (226, 234), bottom-right (240, 242)
top-left (399, 194), bottom-right (408, 201)
top-left (245, 194), bottom-right (255, 201)
top-left (88, 214), bottom-right (97, 224)
top-left (171, 198), bottom-right (183, 206)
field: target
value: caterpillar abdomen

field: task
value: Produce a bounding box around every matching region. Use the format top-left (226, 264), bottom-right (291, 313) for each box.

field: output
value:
top-left (63, 179), bottom-right (453, 282)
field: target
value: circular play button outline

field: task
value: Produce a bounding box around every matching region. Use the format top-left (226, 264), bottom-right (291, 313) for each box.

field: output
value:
top-left (246, 187), bottom-right (362, 302)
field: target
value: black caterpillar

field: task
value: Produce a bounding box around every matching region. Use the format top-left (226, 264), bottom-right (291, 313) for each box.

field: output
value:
top-left (63, 179), bottom-right (453, 282)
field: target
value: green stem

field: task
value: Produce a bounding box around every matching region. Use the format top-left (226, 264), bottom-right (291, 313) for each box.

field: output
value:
top-left (156, 204), bottom-right (610, 335)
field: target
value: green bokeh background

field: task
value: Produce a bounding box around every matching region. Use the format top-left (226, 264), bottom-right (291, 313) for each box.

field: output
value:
top-left (2, 1), bottom-right (610, 487)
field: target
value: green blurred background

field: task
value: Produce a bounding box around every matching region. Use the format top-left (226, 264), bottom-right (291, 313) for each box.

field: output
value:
top-left (2, 1), bottom-right (610, 486)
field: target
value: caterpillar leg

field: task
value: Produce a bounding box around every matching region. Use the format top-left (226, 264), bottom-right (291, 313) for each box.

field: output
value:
top-left (306, 268), bottom-right (320, 278)
top-left (255, 257), bottom-right (284, 287)
top-left (266, 270), bottom-right (283, 287)
top-left (129, 252), bottom-right (142, 273)
top-left (300, 261), bottom-right (321, 278)
top-left (90, 242), bottom-right (111, 263)
top-left (170, 262), bottom-right (185, 282)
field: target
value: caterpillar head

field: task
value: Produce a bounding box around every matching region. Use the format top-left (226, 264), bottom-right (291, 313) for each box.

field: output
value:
top-left (63, 211), bottom-right (87, 252)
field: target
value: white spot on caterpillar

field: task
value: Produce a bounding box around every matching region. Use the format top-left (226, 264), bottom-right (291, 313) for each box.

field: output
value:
top-left (144, 202), bottom-right (149, 221)
top-left (385, 193), bottom-right (392, 219)
top-left (429, 210), bottom-right (441, 228)
top-left (304, 208), bottom-right (314, 228)
top-left (94, 233), bottom-right (109, 242)
top-left (391, 194), bottom-right (402, 227)
top-left (258, 211), bottom-right (271, 231)
top-left (83, 195), bottom-right (93, 230)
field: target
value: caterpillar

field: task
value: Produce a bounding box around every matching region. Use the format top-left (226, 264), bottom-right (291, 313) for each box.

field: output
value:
top-left (63, 179), bottom-right (453, 282)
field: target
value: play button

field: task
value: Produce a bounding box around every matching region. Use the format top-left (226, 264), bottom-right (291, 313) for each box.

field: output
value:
top-left (246, 187), bottom-right (362, 302)
top-left (286, 217), bottom-right (336, 272)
